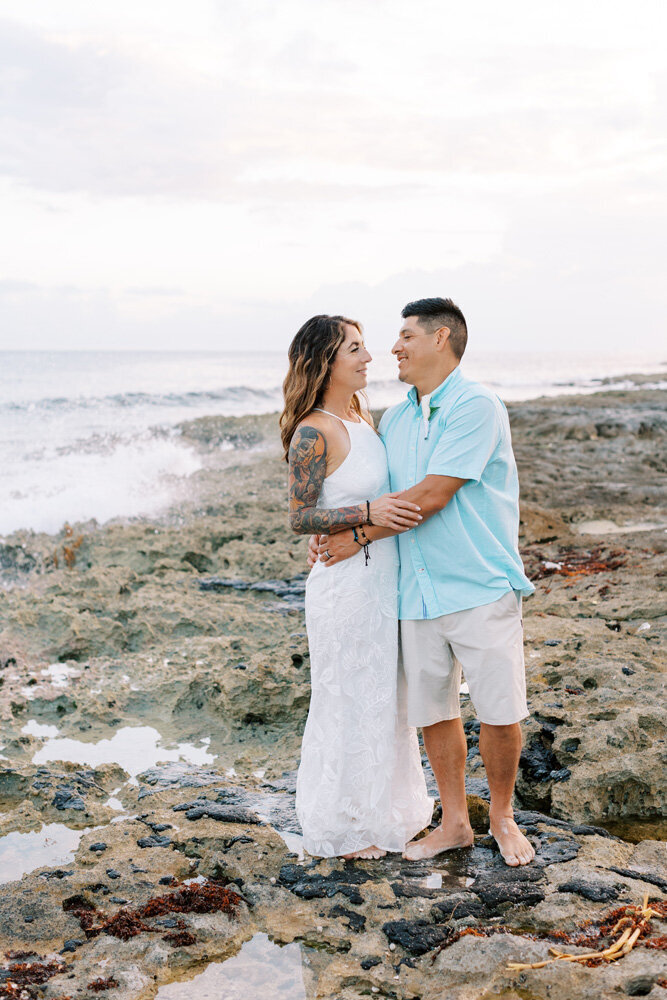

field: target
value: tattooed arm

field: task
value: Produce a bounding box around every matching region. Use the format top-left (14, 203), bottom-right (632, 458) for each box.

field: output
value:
top-left (289, 424), bottom-right (423, 535)
top-left (288, 425), bottom-right (367, 534)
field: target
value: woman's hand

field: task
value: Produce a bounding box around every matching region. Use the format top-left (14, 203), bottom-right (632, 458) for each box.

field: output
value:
top-left (369, 493), bottom-right (422, 531)
top-left (318, 531), bottom-right (359, 566)
top-left (307, 534), bottom-right (320, 568)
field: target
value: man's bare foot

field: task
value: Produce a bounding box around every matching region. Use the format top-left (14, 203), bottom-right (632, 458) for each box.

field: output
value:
top-left (343, 845), bottom-right (387, 860)
top-left (403, 819), bottom-right (474, 861)
top-left (489, 812), bottom-right (535, 866)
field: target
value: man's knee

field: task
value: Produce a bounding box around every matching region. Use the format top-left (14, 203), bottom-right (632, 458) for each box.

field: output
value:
top-left (423, 716), bottom-right (465, 737)
top-left (480, 721), bottom-right (521, 734)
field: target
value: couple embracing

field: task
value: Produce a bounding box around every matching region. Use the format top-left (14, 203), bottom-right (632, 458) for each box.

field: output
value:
top-left (279, 298), bottom-right (535, 867)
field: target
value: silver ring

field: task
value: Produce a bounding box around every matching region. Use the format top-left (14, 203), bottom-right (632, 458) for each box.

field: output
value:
top-left (325, 549), bottom-right (332, 559)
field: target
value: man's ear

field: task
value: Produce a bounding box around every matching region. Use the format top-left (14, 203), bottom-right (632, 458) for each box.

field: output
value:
top-left (434, 325), bottom-right (452, 352)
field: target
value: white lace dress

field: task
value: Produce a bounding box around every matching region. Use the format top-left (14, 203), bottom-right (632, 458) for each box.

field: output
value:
top-left (295, 413), bottom-right (433, 856)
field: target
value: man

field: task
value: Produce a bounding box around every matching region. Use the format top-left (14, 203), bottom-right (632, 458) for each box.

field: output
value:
top-left (314, 297), bottom-right (535, 866)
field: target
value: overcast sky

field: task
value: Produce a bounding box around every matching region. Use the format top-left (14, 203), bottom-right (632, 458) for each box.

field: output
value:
top-left (0, 0), bottom-right (665, 353)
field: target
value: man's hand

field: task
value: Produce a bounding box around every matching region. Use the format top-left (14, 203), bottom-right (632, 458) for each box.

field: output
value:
top-left (318, 529), bottom-right (359, 566)
top-left (307, 534), bottom-right (320, 569)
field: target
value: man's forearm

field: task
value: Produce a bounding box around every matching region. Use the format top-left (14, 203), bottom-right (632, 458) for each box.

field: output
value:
top-left (365, 475), bottom-right (466, 541)
top-left (316, 476), bottom-right (467, 567)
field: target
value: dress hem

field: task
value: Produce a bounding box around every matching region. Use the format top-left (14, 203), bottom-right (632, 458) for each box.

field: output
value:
top-left (300, 802), bottom-right (435, 859)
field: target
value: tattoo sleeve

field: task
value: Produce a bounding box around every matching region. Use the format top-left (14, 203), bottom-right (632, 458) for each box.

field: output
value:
top-left (288, 426), bottom-right (366, 534)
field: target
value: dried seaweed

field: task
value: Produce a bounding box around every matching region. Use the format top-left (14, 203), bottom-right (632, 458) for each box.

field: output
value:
top-left (428, 895), bottom-right (667, 972)
top-left (0, 960), bottom-right (67, 1000)
top-left (139, 882), bottom-right (240, 917)
top-left (508, 894), bottom-right (665, 971)
top-left (644, 936), bottom-right (667, 950)
top-left (87, 978), bottom-right (119, 992)
top-left (431, 925), bottom-right (511, 960)
top-left (65, 880), bottom-right (241, 941)
top-left (52, 524), bottom-right (84, 569)
top-left (163, 931), bottom-right (197, 947)
top-left (527, 545), bottom-right (626, 582)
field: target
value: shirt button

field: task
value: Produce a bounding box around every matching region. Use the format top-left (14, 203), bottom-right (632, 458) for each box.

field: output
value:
top-left (411, 538), bottom-right (415, 544)
top-left (418, 568), bottom-right (425, 573)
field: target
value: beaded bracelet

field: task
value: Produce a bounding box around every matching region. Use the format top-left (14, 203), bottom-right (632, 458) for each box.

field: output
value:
top-left (352, 525), bottom-right (371, 566)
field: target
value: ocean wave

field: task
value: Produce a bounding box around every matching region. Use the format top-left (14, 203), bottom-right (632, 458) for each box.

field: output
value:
top-left (0, 435), bottom-right (203, 536)
top-left (3, 385), bottom-right (283, 414)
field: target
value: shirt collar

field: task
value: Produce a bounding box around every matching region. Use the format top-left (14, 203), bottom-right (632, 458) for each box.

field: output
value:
top-left (407, 365), bottom-right (462, 411)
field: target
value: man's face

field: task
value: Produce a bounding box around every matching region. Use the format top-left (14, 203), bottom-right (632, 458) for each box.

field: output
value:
top-left (391, 316), bottom-right (437, 385)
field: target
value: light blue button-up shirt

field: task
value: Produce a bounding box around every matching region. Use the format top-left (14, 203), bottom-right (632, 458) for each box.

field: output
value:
top-left (378, 366), bottom-right (534, 620)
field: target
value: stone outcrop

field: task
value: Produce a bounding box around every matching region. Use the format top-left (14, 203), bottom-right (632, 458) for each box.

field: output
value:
top-left (0, 385), bottom-right (665, 997)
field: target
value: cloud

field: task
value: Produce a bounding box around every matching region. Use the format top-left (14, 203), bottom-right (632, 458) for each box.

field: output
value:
top-left (301, 183), bottom-right (667, 353)
top-left (0, 3), bottom-right (665, 355)
top-left (3, 177), bottom-right (664, 354)
top-left (1, 15), bottom-right (663, 203)
top-left (125, 285), bottom-right (185, 296)
top-left (0, 19), bottom-right (111, 116)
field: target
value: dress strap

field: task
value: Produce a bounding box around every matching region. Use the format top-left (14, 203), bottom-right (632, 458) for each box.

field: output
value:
top-left (312, 407), bottom-right (360, 425)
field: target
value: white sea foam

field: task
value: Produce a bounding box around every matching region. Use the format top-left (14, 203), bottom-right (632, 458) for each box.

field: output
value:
top-left (41, 663), bottom-right (81, 687)
top-left (0, 434), bottom-right (202, 535)
top-left (1, 349), bottom-right (664, 536)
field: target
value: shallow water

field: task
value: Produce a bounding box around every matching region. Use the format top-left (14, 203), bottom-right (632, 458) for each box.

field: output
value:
top-left (22, 719), bottom-right (60, 738)
top-left (0, 823), bottom-right (89, 884)
top-left (600, 818), bottom-right (667, 843)
top-left (31, 725), bottom-right (216, 777)
top-left (21, 663), bottom-right (81, 699)
top-left (412, 869), bottom-right (475, 891)
top-left (41, 663), bottom-right (81, 686)
top-left (156, 932), bottom-right (308, 1000)
top-left (576, 519), bottom-right (666, 535)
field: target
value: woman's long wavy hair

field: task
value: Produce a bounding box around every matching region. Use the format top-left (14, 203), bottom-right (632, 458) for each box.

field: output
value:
top-left (280, 314), bottom-right (365, 461)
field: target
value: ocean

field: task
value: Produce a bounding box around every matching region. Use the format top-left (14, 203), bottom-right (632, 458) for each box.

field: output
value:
top-left (1, 349), bottom-right (665, 537)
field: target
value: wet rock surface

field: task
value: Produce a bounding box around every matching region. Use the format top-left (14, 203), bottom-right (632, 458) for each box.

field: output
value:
top-left (0, 385), bottom-right (666, 998)
top-left (556, 877), bottom-right (622, 902)
top-left (199, 574), bottom-right (307, 612)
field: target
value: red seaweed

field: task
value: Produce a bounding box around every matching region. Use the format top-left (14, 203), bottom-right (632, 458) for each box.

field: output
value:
top-left (163, 931), bottom-right (197, 947)
top-left (87, 978), bottom-right (119, 992)
top-left (429, 896), bottom-right (666, 963)
top-left (0, 960), bottom-right (67, 1000)
top-left (64, 880), bottom-right (241, 941)
top-left (525, 545), bottom-right (627, 582)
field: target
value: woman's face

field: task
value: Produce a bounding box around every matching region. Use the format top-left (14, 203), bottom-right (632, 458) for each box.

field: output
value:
top-left (328, 323), bottom-right (372, 393)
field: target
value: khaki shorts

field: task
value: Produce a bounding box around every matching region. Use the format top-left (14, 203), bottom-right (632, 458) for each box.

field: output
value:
top-left (399, 590), bottom-right (528, 727)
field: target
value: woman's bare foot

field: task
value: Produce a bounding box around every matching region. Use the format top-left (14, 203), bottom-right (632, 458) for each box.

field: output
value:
top-left (489, 812), bottom-right (535, 866)
top-left (343, 845), bottom-right (387, 860)
top-left (403, 818), bottom-right (474, 861)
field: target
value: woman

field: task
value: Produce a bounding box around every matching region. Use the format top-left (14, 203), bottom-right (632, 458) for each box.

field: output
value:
top-left (280, 314), bottom-right (433, 859)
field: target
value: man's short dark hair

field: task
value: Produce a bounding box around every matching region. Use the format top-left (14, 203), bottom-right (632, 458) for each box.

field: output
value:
top-left (401, 297), bottom-right (468, 359)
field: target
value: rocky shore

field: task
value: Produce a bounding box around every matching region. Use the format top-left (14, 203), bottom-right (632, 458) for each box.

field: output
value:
top-left (0, 381), bottom-right (665, 999)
